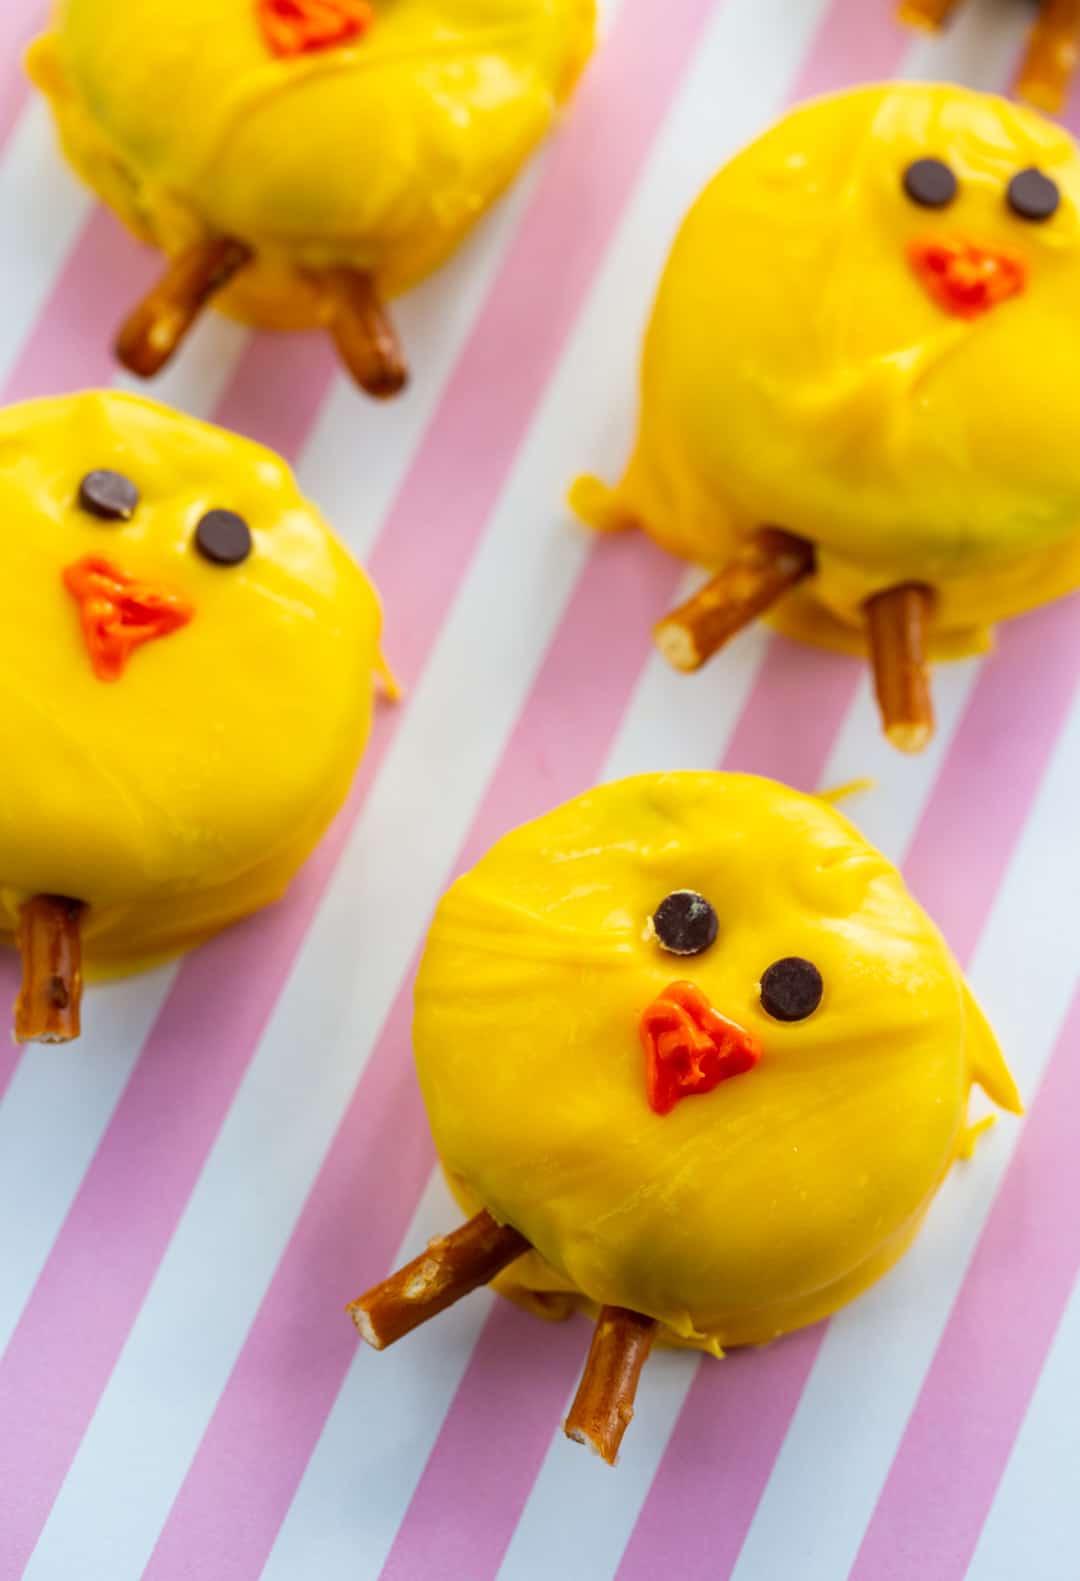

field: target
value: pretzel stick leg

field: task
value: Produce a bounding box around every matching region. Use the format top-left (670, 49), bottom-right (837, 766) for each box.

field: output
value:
top-left (1016, 0), bottom-right (1080, 112)
top-left (14, 896), bottom-right (86, 1045)
top-left (348, 1210), bottom-right (530, 1349)
top-left (324, 269), bottom-right (409, 400)
top-left (895, 0), bottom-right (963, 28)
top-left (654, 527), bottom-right (815, 673)
top-left (564, 1306), bottom-right (658, 1466)
top-left (866, 583), bottom-right (937, 754)
top-left (115, 237), bottom-right (253, 378)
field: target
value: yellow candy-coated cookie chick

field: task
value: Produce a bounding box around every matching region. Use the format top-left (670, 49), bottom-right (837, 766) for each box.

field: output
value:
top-left (1, 390), bottom-right (384, 1044)
top-left (572, 84), bottom-right (1080, 751)
top-left (28, 0), bottom-right (596, 394)
top-left (350, 773), bottom-right (1020, 1464)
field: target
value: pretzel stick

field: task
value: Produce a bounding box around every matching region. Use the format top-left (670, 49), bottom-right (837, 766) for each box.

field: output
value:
top-left (348, 1210), bottom-right (530, 1349)
top-left (323, 268), bottom-right (409, 400)
top-left (564, 1306), bottom-right (658, 1465)
top-left (654, 527), bottom-right (815, 672)
top-left (115, 237), bottom-right (253, 377)
top-left (1016, 0), bottom-right (1080, 112)
top-left (895, 0), bottom-right (963, 28)
top-left (866, 583), bottom-right (937, 754)
top-left (14, 896), bottom-right (86, 1044)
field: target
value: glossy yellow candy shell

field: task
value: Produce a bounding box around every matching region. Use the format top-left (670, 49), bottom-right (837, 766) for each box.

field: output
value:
top-left (415, 773), bottom-right (1020, 1352)
top-left (0, 391), bottom-right (382, 973)
top-left (28, 0), bottom-right (595, 321)
top-left (575, 84), bottom-right (1080, 657)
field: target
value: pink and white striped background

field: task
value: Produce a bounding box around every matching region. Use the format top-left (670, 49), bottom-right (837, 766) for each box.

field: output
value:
top-left (1, 2), bottom-right (1078, 1576)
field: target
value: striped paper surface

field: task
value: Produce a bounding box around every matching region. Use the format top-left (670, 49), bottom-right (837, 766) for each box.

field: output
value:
top-left (2, 2), bottom-right (1079, 1578)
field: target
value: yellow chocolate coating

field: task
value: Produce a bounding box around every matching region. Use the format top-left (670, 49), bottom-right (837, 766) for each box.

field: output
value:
top-left (573, 84), bottom-right (1080, 658)
top-left (28, 0), bottom-right (595, 326)
top-left (415, 773), bottom-right (1020, 1353)
top-left (0, 391), bottom-right (382, 973)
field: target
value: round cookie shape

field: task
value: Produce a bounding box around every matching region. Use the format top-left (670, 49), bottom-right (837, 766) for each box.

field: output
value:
top-left (0, 390), bottom-right (383, 1009)
top-left (28, 0), bottom-right (595, 391)
top-left (572, 83), bottom-right (1080, 750)
top-left (411, 772), bottom-right (1020, 1353)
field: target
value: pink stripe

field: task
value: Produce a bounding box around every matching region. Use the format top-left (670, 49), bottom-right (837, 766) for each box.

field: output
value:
top-left (381, 1304), bottom-right (591, 1581)
top-left (0, 959), bottom-right (22, 1106)
top-left (212, 332), bottom-right (336, 455)
top-left (1062, 72), bottom-right (1080, 129)
top-left (621, 1329), bottom-right (826, 1581)
top-left (142, 532), bottom-right (682, 1581)
top-left (3, 208), bottom-right (159, 403)
top-left (720, 636), bottom-right (859, 788)
top-left (789, 0), bottom-right (907, 101)
top-left (847, 978), bottom-right (1080, 1581)
top-left (0, 0), bottom-right (47, 154)
top-left (0, 2), bottom-right (726, 1572)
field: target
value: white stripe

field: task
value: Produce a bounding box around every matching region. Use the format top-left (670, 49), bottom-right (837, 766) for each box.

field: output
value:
top-left (0, 965), bottom-right (177, 1356)
top-left (965, 1266), bottom-right (1080, 1581)
top-left (896, 0), bottom-right (1033, 84)
top-left (0, 97), bottom-right (93, 388)
top-left (819, 659), bottom-right (982, 859)
top-left (603, 568), bottom-right (774, 780)
top-left (726, 675), bottom-right (1080, 1581)
top-left (23, 1), bottom-right (833, 1573)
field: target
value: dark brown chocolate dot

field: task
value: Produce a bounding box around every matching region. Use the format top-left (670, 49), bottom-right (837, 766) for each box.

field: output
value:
top-left (1007, 168), bottom-right (1060, 222)
top-left (78, 469), bottom-right (139, 521)
top-left (652, 891), bottom-right (719, 957)
top-left (760, 957), bottom-right (823, 1023)
top-left (902, 158), bottom-right (958, 209)
top-left (195, 509), bottom-right (252, 566)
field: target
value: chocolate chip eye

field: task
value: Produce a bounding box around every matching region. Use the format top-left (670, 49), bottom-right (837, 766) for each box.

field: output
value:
top-left (1007, 167), bottom-right (1060, 222)
top-left (78, 470), bottom-right (139, 521)
top-left (760, 957), bottom-right (823, 1023)
top-left (652, 891), bottom-right (719, 957)
top-left (194, 509), bottom-right (252, 566)
top-left (903, 158), bottom-right (958, 210)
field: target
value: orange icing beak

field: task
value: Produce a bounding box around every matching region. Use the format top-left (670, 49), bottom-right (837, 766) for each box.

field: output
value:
top-left (639, 981), bottom-right (761, 1117)
top-left (908, 237), bottom-right (1027, 320)
top-left (63, 556), bottom-right (195, 682)
top-left (257, 0), bottom-right (374, 57)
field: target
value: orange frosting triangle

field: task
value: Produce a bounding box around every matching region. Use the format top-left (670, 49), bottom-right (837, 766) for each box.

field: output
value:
top-left (257, 0), bottom-right (375, 58)
top-left (63, 556), bottom-right (195, 681)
